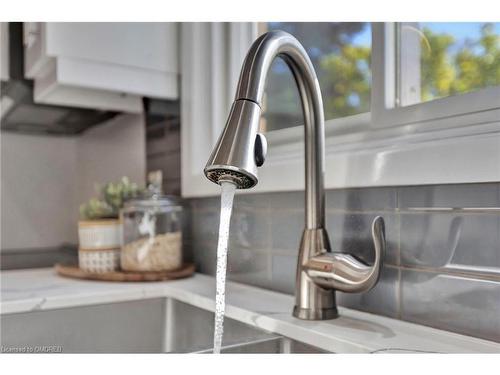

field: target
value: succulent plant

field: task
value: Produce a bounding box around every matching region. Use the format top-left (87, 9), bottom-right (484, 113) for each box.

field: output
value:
top-left (80, 177), bottom-right (143, 220)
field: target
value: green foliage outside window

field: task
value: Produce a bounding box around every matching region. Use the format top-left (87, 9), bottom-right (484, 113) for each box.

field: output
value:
top-left (420, 23), bottom-right (500, 102)
top-left (263, 22), bottom-right (499, 131)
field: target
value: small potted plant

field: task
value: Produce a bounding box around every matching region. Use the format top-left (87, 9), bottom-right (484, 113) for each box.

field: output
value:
top-left (78, 177), bottom-right (142, 273)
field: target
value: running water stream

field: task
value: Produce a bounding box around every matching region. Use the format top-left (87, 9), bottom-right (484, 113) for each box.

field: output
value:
top-left (213, 181), bottom-right (237, 354)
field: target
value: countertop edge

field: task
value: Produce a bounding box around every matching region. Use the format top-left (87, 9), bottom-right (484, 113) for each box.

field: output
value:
top-left (1, 268), bottom-right (500, 353)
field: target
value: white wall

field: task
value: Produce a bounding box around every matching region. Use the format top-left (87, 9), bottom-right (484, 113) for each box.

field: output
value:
top-left (0, 113), bottom-right (146, 250)
top-left (1, 133), bottom-right (78, 249)
top-left (77, 114), bottom-right (146, 204)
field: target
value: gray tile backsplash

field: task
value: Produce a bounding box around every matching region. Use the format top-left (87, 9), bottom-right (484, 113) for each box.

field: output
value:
top-left (337, 265), bottom-right (400, 319)
top-left (188, 182), bottom-right (500, 342)
top-left (327, 212), bottom-right (399, 265)
top-left (0, 245), bottom-right (78, 270)
top-left (270, 210), bottom-right (304, 252)
top-left (271, 254), bottom-right (297, 294)
top-left (400, 212), bottom-right (500, 270)
top-left (400, 270), bottom-right (500, 342)
top-left (398, 184), bottom-right (499, 208)
top-left (228, 249), bottom-right (271, 289)
top-left (327, 186), bottom-right (397, 211)
top-left (230, 207), bottom-right (271, 251)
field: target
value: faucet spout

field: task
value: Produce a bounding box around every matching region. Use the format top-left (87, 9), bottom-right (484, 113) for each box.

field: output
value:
top-left (204, 31), bottom-right (386, 320)
top-left (205, 30), bottom-right (325, 229)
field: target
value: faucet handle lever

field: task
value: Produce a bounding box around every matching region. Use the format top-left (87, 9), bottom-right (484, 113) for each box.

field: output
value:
top-left (305, 216), bottom-right (386, 293)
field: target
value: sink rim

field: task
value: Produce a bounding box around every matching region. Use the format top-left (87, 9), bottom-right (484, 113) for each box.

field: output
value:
top-left (192, 336), bottom-right (329, 354)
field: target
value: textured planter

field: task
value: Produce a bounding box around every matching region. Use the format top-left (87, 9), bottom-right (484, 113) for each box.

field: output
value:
top-left (78, 219), bottom-right (122, 273)
top-left (78, 248), bottom-right (121, 273)
top-left (78, 219), bottom-right (122, 249)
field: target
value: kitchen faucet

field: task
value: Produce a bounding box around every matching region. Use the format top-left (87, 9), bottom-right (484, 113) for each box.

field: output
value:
top-left (204, 31), bottom-right (386, 320)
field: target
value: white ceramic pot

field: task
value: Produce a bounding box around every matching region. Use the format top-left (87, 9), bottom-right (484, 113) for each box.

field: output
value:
top-left (78, 219), bottom-right (122, 250)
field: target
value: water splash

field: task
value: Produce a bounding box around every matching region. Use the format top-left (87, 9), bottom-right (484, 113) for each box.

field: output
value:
top-left (213, 181), bottom-right (237, 354)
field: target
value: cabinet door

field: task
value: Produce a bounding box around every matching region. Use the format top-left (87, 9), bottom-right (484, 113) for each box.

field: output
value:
top-left (25, 22), bottom-right (179, 109)
top-left (46, 23), bottom-right (178, 75)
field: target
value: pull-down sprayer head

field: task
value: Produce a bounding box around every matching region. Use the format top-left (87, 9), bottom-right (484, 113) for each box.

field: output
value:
top-left (204, 99), bottom-right (266, 189)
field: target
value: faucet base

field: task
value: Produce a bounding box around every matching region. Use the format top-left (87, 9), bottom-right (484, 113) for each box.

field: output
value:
top-left (293, 306), bottom-right (338, 320)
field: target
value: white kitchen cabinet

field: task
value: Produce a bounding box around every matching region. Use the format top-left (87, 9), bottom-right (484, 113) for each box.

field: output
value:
top-left (1, 23), bottom-right (9, 81)
top-left (24, 23), bottom-right (179, 113)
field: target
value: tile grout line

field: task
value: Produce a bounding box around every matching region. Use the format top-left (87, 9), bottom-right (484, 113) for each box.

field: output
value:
top-left (396, 267), bottom-right (403, 320)
top-left (384, 263), bottom-right (500, 282)
top-left (396, 187), bottom-right (403, 320)
top-left (267, 203), bottom-right (273, 282)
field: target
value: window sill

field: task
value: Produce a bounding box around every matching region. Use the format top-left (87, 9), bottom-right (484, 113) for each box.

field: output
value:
top-left (182, 115), bottom-right (500, 198)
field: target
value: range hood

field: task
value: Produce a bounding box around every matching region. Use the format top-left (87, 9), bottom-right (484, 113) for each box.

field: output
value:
top-left (1, 23), bottom-right (118, 135)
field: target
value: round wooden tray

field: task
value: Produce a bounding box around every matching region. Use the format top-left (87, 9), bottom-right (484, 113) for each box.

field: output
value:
top-left (55, 263), bottom-right (195, 282)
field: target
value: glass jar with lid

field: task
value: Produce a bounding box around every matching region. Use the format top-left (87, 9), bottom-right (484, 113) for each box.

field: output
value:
top-left (120, 171), bottom-right (183, 272)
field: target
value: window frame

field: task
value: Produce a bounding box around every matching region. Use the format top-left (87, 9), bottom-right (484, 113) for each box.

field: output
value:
top-left (265, 22), bottom-right (500, 142)
top-left (370, 22), bottom-right (500, 129)
top-left (180, 22), bottom-right (500, 198)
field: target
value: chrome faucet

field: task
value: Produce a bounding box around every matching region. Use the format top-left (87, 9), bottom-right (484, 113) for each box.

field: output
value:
top-left (204, 31), bottom-right (386, 320)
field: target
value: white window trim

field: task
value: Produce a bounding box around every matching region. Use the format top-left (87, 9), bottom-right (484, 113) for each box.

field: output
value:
top-left (371, 23), bottom-right (500, 128)
top-left (181, 22), bottom-right (500, 198)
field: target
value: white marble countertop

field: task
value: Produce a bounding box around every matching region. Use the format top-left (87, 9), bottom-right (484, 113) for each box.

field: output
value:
top-left (1, 268), bottom-right (499, 353)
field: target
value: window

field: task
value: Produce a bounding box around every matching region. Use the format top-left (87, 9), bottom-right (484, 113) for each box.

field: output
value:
top-left (398, 22), bottom-right (500, 106)
top-left (258, 22), bottom-right (371, 132)
top-left (181, 23), bottom-right (500, 198)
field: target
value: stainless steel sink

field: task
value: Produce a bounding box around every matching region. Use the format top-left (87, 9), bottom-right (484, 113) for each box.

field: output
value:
top-left (164, 299), bottom-right (326, 353)
top-left (164, 299), bottom-right (277, 353)
top-left (195, 337), bottom-right (328, 354)
top-left (1, 298), bottom-right (328, 353)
